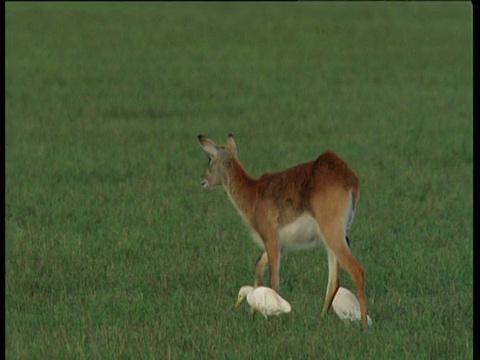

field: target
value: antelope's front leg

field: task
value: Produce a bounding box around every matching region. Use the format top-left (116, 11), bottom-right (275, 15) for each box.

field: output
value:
top-left (264, 241), bottom-right (281, 293)
top-left (254, 251), bottom-right (269, 288)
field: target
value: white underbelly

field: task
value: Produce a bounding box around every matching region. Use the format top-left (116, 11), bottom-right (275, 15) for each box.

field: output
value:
top-left (249, 213), bottom-right (323, 251)
top-left (278, 213), bottom-right (322, 250)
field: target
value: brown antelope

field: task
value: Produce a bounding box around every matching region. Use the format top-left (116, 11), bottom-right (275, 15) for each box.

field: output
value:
top-left (198, 133), bottom-right (368, 329)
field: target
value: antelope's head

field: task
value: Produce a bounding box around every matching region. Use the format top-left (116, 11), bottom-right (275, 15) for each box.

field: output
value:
top-left (197, 133), bottom-right (238, 189)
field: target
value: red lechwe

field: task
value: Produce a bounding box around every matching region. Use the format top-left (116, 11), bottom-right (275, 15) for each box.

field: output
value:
top-left (198, 134), bottom-right (368, 329)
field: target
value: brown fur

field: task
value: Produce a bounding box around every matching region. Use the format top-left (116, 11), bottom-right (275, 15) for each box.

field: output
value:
top-left (198, 134), bottom-right (368, 329)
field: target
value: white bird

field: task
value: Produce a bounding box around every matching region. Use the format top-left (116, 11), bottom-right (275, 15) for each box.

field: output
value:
top-left (332, 286), bottom-right (372, 326)
top-left (235, 285), bottom-right (292, 319)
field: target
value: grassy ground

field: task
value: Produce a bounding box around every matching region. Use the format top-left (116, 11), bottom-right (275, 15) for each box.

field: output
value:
top-left (5, 2), bottom-right (472, 359)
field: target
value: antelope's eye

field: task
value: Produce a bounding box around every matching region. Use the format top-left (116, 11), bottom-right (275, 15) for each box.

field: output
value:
top-left (207, 156), bottom-right (212, 165)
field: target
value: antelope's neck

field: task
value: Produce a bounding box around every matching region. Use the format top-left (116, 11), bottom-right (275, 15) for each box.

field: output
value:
top-left (223, 157), bottom-right (257, 222)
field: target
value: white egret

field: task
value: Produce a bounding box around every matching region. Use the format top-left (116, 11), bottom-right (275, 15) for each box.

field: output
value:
top-left (332, 287), bottom-right (372, 326)
top-left (235, 286), bottom-right (291, 319)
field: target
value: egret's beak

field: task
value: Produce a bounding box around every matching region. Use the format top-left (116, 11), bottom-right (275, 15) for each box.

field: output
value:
top-left (235, 297), bottom-right (243, 309)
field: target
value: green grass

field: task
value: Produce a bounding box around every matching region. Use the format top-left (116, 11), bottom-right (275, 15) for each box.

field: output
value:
top-left (6, 2), bottom-right (472, 359)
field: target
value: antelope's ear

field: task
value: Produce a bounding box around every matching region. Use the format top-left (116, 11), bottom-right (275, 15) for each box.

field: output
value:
top-left (226, 133), bottom-right (238, 155)
top-left (198, 135), bottom-right (218, 157)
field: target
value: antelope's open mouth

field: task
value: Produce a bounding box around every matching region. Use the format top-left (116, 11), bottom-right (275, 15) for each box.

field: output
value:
top-left (201, 180), bottom-right (208, 188)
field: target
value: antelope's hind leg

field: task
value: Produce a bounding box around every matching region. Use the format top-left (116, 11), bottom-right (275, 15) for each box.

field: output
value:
top-left (325, 227), bottom-right (367, 328)
top-left (321, 248), bottom-right (340, 317)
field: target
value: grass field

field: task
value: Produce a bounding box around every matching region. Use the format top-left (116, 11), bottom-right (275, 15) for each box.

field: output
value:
top-left (5, 2), bottom-right (473, 359)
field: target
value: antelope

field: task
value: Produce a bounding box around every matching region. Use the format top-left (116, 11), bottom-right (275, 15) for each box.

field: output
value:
top-left (197, 133), bottom-right (368, 329)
